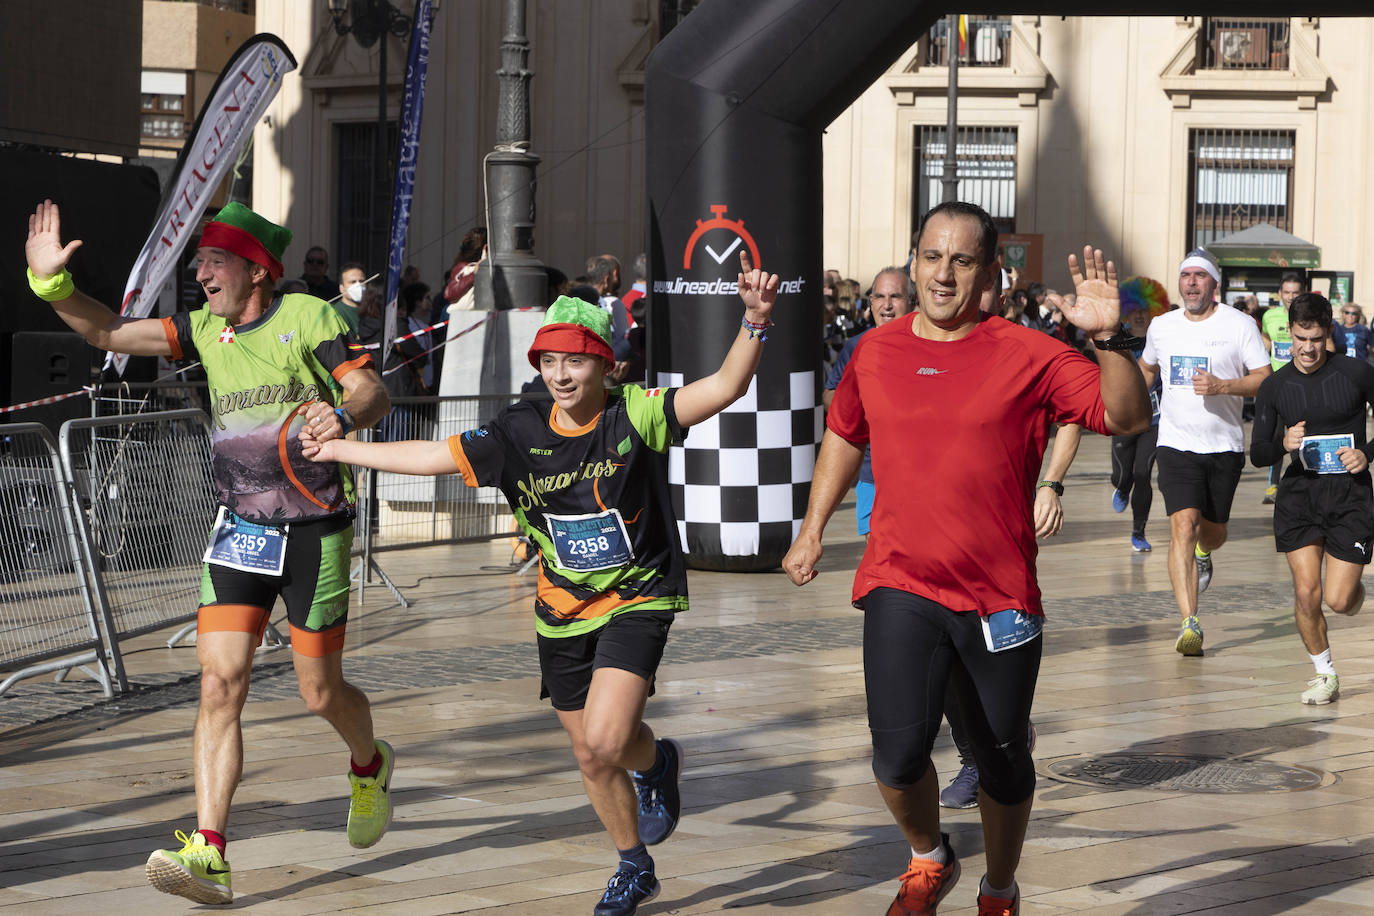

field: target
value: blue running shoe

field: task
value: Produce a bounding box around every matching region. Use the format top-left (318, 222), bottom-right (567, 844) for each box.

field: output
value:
top-left (1112, 488), bottom-right (1129, 513)
top-left (939, 763), bottom-right (979, 809)
top-left (595, 862), bottom-right (660, 916)
top-left (633, 738), bottom-right (684, 846)
top-left (1131, 534), bottom-right (1152, 552)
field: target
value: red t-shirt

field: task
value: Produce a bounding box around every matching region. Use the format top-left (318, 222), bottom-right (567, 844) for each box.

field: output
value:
top-left (828, 313), bottom-right (1111, 616)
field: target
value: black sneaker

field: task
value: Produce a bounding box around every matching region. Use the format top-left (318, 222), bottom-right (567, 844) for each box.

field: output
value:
top-left (633, 737), bottom-right (684, 846)
top-left (594, 862), bottom-right (660, 916)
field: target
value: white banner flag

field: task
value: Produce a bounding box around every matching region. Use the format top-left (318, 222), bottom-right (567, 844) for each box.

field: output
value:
top-left (108, 34), bottom-right (297, 375)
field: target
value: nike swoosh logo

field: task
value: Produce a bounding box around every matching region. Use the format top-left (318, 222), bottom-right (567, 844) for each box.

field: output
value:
top-left (705, 237), bottom-right (743, 265)
top-left (206, 864), bottom-right (230, 875)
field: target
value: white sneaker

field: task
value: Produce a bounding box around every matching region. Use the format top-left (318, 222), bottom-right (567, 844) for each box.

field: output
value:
top-left (1301, 673), bottom-right (1339, 705)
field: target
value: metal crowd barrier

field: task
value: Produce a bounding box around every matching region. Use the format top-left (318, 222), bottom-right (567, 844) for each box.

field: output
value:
top-left (59, 409), bottom-right (223, 651)
top-left (0, 423), bottom-right (124, 697)
top-left (1, 389), bottom-right (532, 696)
top-left (351, 393), bottom-right (533, 603)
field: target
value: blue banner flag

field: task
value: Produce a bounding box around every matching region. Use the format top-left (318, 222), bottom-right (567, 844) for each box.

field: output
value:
top-left (382, 0), bottom-right (435, 367)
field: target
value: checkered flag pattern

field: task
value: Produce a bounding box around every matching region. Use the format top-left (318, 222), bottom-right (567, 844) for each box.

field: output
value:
top-left (659, 370), bottom-right (822, 564)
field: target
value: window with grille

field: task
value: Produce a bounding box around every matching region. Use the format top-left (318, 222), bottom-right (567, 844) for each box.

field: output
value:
top-left (660, 0), bottom-right (700, 39)
top-left (335, 121), bottom-right (398, 270)
top-left (1187, 128), bottom-right (1294, 250)
top-left (914, 126), bottom-right (1017, 236)
top-left (1197, 18), bottom-right (1290, 71)
top-left (925, 16), bottom-right (1011, 68)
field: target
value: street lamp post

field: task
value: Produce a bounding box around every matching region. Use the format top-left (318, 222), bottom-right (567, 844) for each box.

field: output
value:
top-left (475, 0), bottom-right (546, 310)
top-left (327, 0), bottom-right (415, 274)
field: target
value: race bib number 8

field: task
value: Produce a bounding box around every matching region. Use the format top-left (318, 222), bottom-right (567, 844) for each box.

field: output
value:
top-left (1169, 355), bottom-right (1211, 386)
top-left (1300, 434), bottom-right (1355, 475)
top-left (203, 507), bottom-right (289, 575)
top-left (546, 509), bottom-right (633, 572)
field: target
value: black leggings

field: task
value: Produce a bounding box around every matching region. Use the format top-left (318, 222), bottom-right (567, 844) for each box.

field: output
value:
top-left (863, 588), bottom-right (1041, 806)
top-left (1111, 426), bottom-right (1159, 535)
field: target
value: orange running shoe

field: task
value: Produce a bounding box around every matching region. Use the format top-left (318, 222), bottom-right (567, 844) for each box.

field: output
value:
top-left (885, 833), bottom-right (959, 915)
top-left (977, 889), bottom-right (1019, 915)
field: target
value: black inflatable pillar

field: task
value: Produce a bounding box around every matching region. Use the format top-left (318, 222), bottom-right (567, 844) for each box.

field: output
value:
top-left (645, 0), bottom-right (939, 570)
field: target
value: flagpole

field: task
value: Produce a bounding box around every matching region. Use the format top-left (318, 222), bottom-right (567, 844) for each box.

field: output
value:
top-left (942, 13), bottom-right (960, 203)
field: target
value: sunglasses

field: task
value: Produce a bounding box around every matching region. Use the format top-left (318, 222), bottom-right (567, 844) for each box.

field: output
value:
top-left (306, 257), bottom-right (327, 265)
top-left (1344, 310), bottom-right (1361, 316)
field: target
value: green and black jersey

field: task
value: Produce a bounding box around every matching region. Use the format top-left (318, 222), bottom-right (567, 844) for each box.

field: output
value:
top-left (449, 385), bottom-right (688, 638)
top-left (163, 293), bottom-right (372, 524)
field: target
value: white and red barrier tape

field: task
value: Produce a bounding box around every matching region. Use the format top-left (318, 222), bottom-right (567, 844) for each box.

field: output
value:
top-left (0, 386), bottom-right (94, 415)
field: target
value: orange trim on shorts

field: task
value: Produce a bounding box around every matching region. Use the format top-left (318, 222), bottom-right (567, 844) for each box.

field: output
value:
top-left (447, 435), bottom-right (480, 487)
top-left (536, 566), bottom-right (652, 621)
top-left (160, 317), bottom-right (183, 360)
top-left (331, 354), bottom-right (373, 382)
top-left (198, 603), bottom-right (270, 638)
top-left (289, 624), bottom-right (347, 657)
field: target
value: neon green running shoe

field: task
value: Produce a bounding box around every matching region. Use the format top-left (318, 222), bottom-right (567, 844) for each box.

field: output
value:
top-left (146, 829), bottom-right (232, 904)
top-left (347, 739), bottom-right (396, 848)
top-left (1175, 615), bottom-right (1204, 657)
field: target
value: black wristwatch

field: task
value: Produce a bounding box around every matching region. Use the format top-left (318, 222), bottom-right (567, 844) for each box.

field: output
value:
top-left (1037, 480), bottom-right (1064, 496)
top-left (334, 407), bottom-right (355, 435)
top-left (1093, 331), bottom-right (1145, 351)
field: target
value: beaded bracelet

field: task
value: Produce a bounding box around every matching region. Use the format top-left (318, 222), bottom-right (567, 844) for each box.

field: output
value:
top-left (741, 316), bottom-right (774, 341)
top-left (27, 267), bottom-right (75, 302)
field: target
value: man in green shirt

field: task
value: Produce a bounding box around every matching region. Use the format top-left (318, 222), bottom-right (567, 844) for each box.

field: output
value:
top-left (24, 199), bottom-right (393, 905)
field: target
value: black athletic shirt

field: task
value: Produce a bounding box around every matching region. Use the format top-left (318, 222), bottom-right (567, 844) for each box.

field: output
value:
top-left (1251, 354), bottom-right (1374, 479)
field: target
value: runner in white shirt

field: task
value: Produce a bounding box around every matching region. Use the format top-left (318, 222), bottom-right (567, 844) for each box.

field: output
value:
top-left (1140, 248), bottom-right (1270, 656)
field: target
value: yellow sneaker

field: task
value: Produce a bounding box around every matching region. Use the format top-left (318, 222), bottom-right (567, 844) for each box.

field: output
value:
top-left (347, 739), bottom-right (396, 848)
top-left (146, 829), bottom-right (232, 904)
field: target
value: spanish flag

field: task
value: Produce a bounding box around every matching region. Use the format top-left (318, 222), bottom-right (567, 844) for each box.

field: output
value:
top-left (958, 15), bottom-right (968, 56)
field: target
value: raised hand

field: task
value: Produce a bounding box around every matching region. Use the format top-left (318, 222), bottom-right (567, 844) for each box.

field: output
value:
top-left (1062, 246), bottom-right (1120, 338)
top-left (737, 249), bottom-right (780, 322)
top-left (26, 200), bottom-right (84, 279)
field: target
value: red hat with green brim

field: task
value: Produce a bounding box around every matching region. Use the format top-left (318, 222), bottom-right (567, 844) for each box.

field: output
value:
top-left (200, 202), bottom-right (292, 280)
top-left (527, 296), bottom-right (615, 368)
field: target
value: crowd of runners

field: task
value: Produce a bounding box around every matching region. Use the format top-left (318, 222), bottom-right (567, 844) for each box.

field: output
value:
top-left (23, 192), bottom-right (1369, 915)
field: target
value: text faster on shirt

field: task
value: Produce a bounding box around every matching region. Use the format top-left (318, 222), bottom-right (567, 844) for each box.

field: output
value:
top-left (828, 313), bottom-right (1111, 617)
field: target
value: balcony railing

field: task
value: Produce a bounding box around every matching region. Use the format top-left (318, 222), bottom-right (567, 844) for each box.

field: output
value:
top-left (925, 16), bottom-right (1011, 68)
top-left (1198, 18), bottom-right (1290, 71)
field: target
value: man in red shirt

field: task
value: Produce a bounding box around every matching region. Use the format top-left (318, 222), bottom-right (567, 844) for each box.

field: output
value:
top-left (783, 201), bottom-right (1150, 915)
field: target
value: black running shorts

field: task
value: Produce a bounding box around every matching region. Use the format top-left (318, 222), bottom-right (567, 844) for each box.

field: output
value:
top-left (1273, 473), bottom-right (1374, 565)
top-left (537, 608), bottom-right (674, 711)
top-left (1156, 447), bottom-right (1245, 523)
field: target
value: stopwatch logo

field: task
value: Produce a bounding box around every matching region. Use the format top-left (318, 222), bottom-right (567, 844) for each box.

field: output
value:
top-left (682, 205), bottom-right (762, 271)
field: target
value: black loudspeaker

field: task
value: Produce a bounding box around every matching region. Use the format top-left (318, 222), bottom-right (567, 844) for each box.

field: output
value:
top-left (8, 331), bottom-right (97, 432)
top-left (0, 473), bottom-right (73, 578)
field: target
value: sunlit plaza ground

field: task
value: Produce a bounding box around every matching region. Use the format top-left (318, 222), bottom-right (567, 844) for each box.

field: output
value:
top-left (4, 432), bottom-right (1374, 913)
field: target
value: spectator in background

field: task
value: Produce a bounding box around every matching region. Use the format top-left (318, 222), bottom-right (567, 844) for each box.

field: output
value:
top-left (335, 262), bottom-right (366, 335)
top-left (400, 264), bottom-right (421, 288)
top-left (299, 246), bottom-right (336, 301)
top-left (444, 227), bottom-right (486, 311)
top-left (275, 278), bottom-right (308, 296)
top-left (621, 252), bottom-right (647, 325)
top-left (358, 281), bottom-right (426, 440)
top-left (587, 254), bottom-right (632, 377)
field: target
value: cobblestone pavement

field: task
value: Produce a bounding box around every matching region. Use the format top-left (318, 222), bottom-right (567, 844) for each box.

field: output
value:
top-left (0, 580), bottom-right (1299, 731)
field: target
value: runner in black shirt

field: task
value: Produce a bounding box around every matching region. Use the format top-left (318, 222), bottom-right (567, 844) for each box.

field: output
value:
top-left (1251, 292), bottom-right (1374, 706)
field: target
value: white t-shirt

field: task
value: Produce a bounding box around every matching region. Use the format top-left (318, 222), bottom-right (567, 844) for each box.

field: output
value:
top-left (1142, 305), bottom-right (1269, 453)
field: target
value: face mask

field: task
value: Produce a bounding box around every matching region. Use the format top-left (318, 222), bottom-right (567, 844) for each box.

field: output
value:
top-left (345, 282), bottom-right (364, 303)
